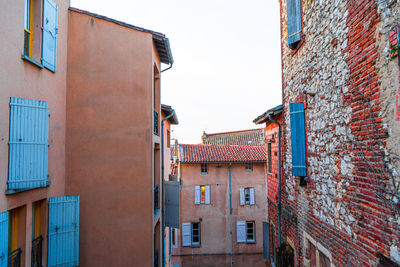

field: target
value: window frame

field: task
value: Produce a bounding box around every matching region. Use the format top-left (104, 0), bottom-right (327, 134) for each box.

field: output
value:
top-left (201, 163), bottom-right (208, 175)
top-left (246, 221), bottom-right (255, 243)
top-left (200, 185), bottom-right (206, 204)
top-left (245, 162), bottom-right (253, 172)
top-left (24, 0), bottom-right (34, 58)
top-left (191, 222), bottom-right (200, 247)
top-left (244, 188), bottom-right (251, 205)
top-left (268, 142), bottom-right (272, 174)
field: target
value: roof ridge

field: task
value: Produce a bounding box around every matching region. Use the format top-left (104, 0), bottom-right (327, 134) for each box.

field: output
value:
top-left (205, 128), bottom-right (265, 136)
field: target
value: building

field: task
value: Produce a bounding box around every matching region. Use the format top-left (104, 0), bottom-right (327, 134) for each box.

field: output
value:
top-left (202, 128), bottom-right (266, 146)
top-left (65, 8), bottom-right (174, 267)
top-left (275, 0), bottom-right (400, 266)
top-left (0, 0), bottom-right (79, 266)
top-left (253, 104), bottom-right (284, 265)
top-left (171, 130), bottom-right (268, 267)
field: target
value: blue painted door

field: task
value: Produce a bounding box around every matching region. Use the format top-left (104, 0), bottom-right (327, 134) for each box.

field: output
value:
top-left (290, 103), bottom-right (307, 177)
top-left (0, 211), bottom-right (8, 267)
top-left (8, 97), bottom-right (49, 190)
top-left (42, 0), bottom-right (58, 72)
top-left (48, 196), bottom-right (79, 267)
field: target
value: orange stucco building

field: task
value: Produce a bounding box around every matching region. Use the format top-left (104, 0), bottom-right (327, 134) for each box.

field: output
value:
top-left (171, 130), bottom-right (268, 267)
top-left (66, 8), bottom-right (174, 267)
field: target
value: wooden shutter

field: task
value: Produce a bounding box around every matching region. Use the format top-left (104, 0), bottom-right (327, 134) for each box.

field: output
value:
top-left (42, 0), bottom-right (58, 72)
top-left (165, 181), bottom-right (180, 228)
top-left (8, 97), bottom-right (49, 190)
top-left (48, 195), bottom-right (79, 267)
top-left (236, 221), bottom-right (246, 243)
top-left (263, 222), bottom-right (270, 260)
top-left (287, 0), bottom-right (302, 47)
top-left (205, 185), bottom-right (210, 204)
top-left (0, 211), bottom-right (8, 267)
top-left (239, 188), bottom-right (245, 206)
top-left (250, 188), bottom-right (255, 205)
top-left (290, 103), bottom-right (307, 177)
top-left (194, 186), bottom-right (200, 204)
top-left (182, 223), bottom-right (192, 247)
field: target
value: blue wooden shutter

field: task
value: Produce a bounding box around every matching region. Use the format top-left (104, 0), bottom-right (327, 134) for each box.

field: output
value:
top-left (8, 97), bottom-right (49, 190)
top-left (0, 211), bottom-right (8, 267)
top-left (287, 0), bottom-right (302, 46)
top-left (48, 196), bottom-right (79, 267)
top-left (290, 103), bottom-right (307, 176)
top-left (42, 0), bottom-right (58, 72)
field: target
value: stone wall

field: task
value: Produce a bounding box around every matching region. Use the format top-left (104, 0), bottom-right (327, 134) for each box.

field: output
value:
top-left (279, 0), bottom-right (400, 265)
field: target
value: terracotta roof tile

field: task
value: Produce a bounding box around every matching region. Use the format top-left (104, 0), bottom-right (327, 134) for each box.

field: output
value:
top-left (180, 144), bottom-right (267, 163)
top-left (202, 128), bottom-right (265, 146)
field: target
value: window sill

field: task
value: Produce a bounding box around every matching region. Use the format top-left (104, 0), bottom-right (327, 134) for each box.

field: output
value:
top-left (5, 181), bottom-right (51, 195)
top-left (246, 241), bottom-right (256, 244)
top-left (200, 172), bottom-right (208, 175)
top-left (21, 54), bottom-right (44, 69)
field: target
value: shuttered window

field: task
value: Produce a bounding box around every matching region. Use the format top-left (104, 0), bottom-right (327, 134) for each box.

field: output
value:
top-left (290, 103), bottom-right (307, 177)
top-left (182, 222), bottom-right (200, 247)
top-left (236, 221), bottom-right (246, 243)
top-left (0, 211), bottom-right (9, 267)
top-left (287, 0), bottom-right (302, 48)
top-left (42, 0), bottom-right (58, 72)
top-left (240, 188), bottom-right (255, 206)
top-left (165, 181), bottom-right (180, 229)
top-left (48, 196), bottom-right (79, 267)
top-left (195, 185), bottom-right (210, 205)
top-left (8, 97), bottom-right (49, 191)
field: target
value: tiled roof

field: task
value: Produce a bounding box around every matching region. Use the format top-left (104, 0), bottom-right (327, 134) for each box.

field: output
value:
top-left (180, 144), bottom-right (267, 163)
top-left (202, 128), bottom-right (265, 146)
top-left (253, 104), bottom-right (283, 125)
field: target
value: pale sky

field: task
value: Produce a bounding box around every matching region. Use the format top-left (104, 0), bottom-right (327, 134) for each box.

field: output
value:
top-left (70, 0), bottom-right (282, 144)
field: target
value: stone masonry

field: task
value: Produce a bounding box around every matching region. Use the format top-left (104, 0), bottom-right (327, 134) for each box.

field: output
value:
top-left (279, 0), bottom-right (400, 266)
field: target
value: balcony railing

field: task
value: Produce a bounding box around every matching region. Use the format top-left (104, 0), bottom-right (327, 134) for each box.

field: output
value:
top-left (154, 110), bottom-right (159, 136)
top-left (32, 235), bottom-right (43, 267)
top-left (8, 248), bottom-right (22, 267)
top-left (154, 185), bottom-right (159, 213)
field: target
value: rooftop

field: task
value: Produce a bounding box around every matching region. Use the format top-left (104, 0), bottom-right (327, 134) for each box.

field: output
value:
top-left (202, 128), bottom-right (265, 146)
top-left (253, 104), bottom-right (283, 124)
top-left (69, 7), bottom-right (173, 65)
top-left (180, 144), bottom-right (267, 163)
top-left (161, 104), bottom-right (179, 125)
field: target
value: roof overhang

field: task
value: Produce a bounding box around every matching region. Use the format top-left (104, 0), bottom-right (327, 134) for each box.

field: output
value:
top-left (161, 104), bottom-right (179, 125)
top-left (253, 104), bottom-right (283, 124)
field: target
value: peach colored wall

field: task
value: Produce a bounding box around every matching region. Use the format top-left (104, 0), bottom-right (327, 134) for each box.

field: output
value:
top-left (66, 10), bottom-right (161, 266)
top-left (172, 163), bottom-right (267, 266)
top-left (0, 1), bottom-right (69, 266)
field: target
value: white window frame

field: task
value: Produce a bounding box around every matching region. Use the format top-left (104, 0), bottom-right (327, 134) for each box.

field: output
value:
top-left (246, 221), bottom-right (255, 243)
top-left (237, 221), bottom-right (255, 244)
top-left (240, 187), bottom-right (255, 205)
top-left (172, 228), bottom-right (178, 248)
top-left (195, 185), bottom-right (210, 205)
top-left (191, 222), bottom-right (200, 246)
top-left (303, 231), bottom-right (334, 267)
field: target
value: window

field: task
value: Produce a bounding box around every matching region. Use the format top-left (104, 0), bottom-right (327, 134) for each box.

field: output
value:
top-left (171, 228), bottom-right (178, 248)
top-left (239, 187), bottom-right (255, 205)
top-left (289, 103), bottom-right (307, 177)
top-left (237, 221), bottom-right (255, 243)
top-left (167, 130), bottom-right (171, 148)
top-left (245, 163), bottom-right (253, 172)
top-left (195, 185), bottom-right (210, 204)
top-left (182, 222), bottom-right (200, 247)
top-left (287, 0), bottom-right (302, 49)
top-left (268, 143), bottom-right (272, 173)
top-left (304, 232), bottom-right (333, 267)
top-left (8, 97), bottom-right (49, 192)
top-left (201, 164), bottom-right (208, 174)
top-left (23, 0), bottom-right (58, 71)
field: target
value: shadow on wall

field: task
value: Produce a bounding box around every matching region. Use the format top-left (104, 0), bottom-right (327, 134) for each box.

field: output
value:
top-left (173, 254), bottom-right (267, 267)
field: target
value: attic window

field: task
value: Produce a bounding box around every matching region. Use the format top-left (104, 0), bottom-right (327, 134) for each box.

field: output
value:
top-left (201, 164), bottom-right (208, 175)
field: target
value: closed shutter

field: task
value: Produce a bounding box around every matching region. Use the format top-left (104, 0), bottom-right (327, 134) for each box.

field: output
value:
top-left (165, 181), bottom-right (180, 228)
top-left (182, 223), bottom-right (192, 247)
top-left (0, 211), bottom-right (8, 267)
top-left (8, 97), bottom-right (49, 190)
top-left (250, 188), bottom-right (255, 205)
top-left (239, 188), bottom-right (245, 206)
top-left (42, 0), bottom-right (58, 72)
top-left (263, 222), bottom-right (270, 260)
top-left (194, 186), bottom-right (200, 204)
top-left (48, 195), bottom-right (79, 267)
top-left (287, 0), bottom-right (302, 47)
top-left (205, 185), bottom-right (210, 204)
top-left (290, 103), bottom-right (307, 177)
top-left (236, 221), bottom-right (246, 243)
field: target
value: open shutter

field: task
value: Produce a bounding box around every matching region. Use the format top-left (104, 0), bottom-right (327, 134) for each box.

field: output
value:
top-left (236, 221), bottom-right (246, 243)
top-left (165, 181), bottom-right (180, 228)
top-left (205, 185), bottom-right (210, 204)
top-left (250, 188), bottom-right (255, 205)
top-left (8, 97), bottom-right (49, 190)
top-left (0, 211), bottom-right (8, 267)
top-left (194, 186), bottom-right (200, 204)
top-left (48, 195), bottom-right (79, 267)
top-left (182, 223), bottom-right (192, 247)
top-left (42, 0), bottom-right (58, 72)
top-left (290, 103), bottom-right (307, 177)
top-left (239, 188), bottom-right (245, 205)
top-left (263, 222), bottom-right (270, 260)
top-left (287, 0), bottom-right (302, 47)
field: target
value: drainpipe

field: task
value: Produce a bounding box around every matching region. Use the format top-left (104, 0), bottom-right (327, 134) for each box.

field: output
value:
top-left (161, 61), bottom-right (173, 73)
top-left (229, 163), bottom-right (233, 267)
top-left (268, 113), bottom-right (282, 247)
top-left (161, 109), bottom-right (175, 267)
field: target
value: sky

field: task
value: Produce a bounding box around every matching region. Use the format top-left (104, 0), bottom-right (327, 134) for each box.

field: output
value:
top-left (70, 0), bottom-right (282, 144)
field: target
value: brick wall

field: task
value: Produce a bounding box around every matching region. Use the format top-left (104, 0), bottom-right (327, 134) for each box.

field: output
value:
top-left (278, 0), bottom-right (400, 265)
